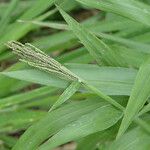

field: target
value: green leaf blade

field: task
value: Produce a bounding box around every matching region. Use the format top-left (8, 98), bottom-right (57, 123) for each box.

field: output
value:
top-left (0, 0), bottom-right (19, 35)
top-left (117, 59), bottom-right (150, 138)
top-left (38, 104), bottom-right (122, 150)
top-left (57, 6), bottom-right (119, 66)
top-left (76, 0), bottom-right (150, 26)
top-left (1, 64), bottom-right (137, 96)
top-left (50, 81), bottom-right (80, 111)
top-left (12, 100), bottom-right (105, 150)
top-left (107, 127), bottom-right (150, 150)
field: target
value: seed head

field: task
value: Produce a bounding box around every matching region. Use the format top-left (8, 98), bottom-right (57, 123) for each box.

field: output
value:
top-left (7, 41), bottom-right (79, 81)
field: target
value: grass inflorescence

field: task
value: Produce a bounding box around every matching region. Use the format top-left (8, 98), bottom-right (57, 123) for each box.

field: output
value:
top-left (7, 41), bottom-right (79, 81)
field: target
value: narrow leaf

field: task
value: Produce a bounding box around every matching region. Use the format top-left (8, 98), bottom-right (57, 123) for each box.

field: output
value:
top-left (107, 127), bottom-right (150, 150)
top-left (0, 0), bottom-right (19, 35)
top-left (25, 20), bottom-right (150, 54)
top-left (117, 58), bottom-right (150, 138)
top-left (57, 6), bottom-right (119, 66)
top-left (76, 0), bottom-right (150, 26)
top-left (50, 81), bottom-right (80, 111)
top-left (0, 0), bottom-right (55, 53)
top-left (0, 86), bottom-right (56, 109)
top-left (18, 20), bottom-right (68, 30)
top-left (0, 110), bottom-right (46, 133)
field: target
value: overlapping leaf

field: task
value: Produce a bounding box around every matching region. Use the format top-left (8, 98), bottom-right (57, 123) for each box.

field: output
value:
top-left (117, 58), bottom-right (150, 137)
top-left (57, 6), bottom-right (119, 66)
top-left (38, 104), bottom-right (122, 150)
top-left (76, 0), bottom-right (150, 26)
top-left (1, 64), bottom-right (137, 96)
top-left (12, 100), bottom-right (107, 150)
top-left (107, 127), bottom-right (150, 150)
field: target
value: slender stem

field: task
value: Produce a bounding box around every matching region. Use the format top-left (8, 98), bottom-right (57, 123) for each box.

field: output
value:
top-left (82, 81), bottom-right (124, 111)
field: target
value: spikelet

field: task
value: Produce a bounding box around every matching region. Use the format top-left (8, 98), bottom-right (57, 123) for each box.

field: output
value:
top-left (7, 41), bottom-right (80, 81)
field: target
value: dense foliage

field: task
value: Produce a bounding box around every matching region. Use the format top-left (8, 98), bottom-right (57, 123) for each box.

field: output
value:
top-left (0, 0), bottom-right (150, 150)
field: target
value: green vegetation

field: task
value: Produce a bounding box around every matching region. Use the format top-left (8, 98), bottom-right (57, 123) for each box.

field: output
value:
top-left (0, 0), bottom-right (150, 150)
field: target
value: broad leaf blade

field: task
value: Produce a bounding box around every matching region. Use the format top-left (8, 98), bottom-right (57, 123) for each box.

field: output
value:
top-left (76, 126), bottom-right (117, 150)
top-left (1, 64), bottom-right (137, 96)
top-left (1, 69), bottom-right (69, 88)
top-left (12, 100), bottom-right (106, 150)
top-left (38, 105), bottom-right (122, 150)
